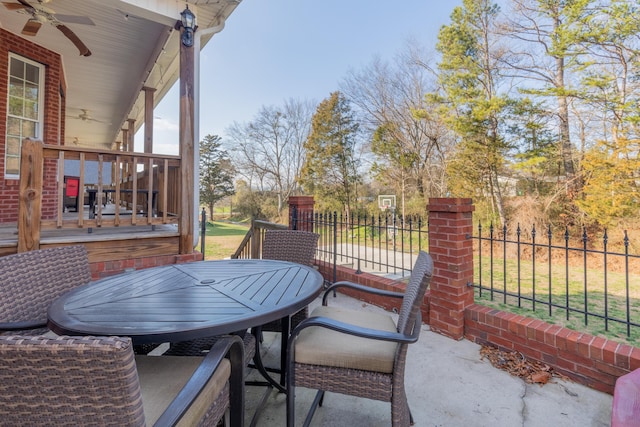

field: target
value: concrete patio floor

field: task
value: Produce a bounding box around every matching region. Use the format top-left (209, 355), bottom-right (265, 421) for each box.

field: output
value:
top-left (245, 293), bottom-right (613, 427)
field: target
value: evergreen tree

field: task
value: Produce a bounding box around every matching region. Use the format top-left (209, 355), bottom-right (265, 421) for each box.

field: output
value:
top-left (435, 0), bottom-right (511, 225)
top-left (199, 134), bottom-right (235, 218)
top-left (300, 91), bottom-right (361, 218)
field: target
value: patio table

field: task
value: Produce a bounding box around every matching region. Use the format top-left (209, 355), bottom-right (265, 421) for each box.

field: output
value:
top-left (47, 259), bottom-right (324, 391)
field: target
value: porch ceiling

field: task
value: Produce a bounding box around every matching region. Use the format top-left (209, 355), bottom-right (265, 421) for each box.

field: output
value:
top-left (0, 0), bottom-right (241, 150)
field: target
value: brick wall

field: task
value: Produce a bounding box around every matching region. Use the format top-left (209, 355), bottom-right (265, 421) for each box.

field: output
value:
top-left (0, 28), bottom-right (64, 223)
top-left (309, 196), bottom-right (640, 395)
top-left (316, 262), bottom-right (431, 322)
top-left (465, 304), bottom-right (640, 394)
top-left (90, 251), bottom-right (204, 280)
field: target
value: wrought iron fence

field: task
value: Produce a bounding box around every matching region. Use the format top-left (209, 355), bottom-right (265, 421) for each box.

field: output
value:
top-left (225, 206), bottom-right (640, 344)
top-left (472, 224), bottom-right (640, 344)
top-left (291, 206), bottom-right (640, 343)
top-left (291, 209), bottom-right (428, 281)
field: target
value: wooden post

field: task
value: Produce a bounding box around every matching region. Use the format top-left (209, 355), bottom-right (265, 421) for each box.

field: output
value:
top-left (179, 25), bottom-right (195, 254)
top-left (127, 119), bottom-right (136, 152)
top-left (127, 118), bottom-right (136, 182)
top-left (143, 87), bottom-right (156, 154)
top-left (17, 139), bottom-right (44, 252)
top-left (250, 220), bottom-right (261, 259)
top-left (121, 128), bottom-right (129, 179)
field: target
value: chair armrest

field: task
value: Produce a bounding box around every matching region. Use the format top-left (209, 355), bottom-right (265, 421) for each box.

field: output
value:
top-left (0, 319), bottom-right (47, 332)
top-left (153, 335), bottom-right (245, 427)
top-left (323, 281), bottom-right (405, 305)
top-left (291, 312), bottom-right (421, 345)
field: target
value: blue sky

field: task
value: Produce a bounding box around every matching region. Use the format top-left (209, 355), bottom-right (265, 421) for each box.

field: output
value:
top-left (142, 1), bottom-right (462, 154)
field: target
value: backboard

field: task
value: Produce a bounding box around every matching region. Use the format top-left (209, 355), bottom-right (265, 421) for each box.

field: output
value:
top-left (378, 195), bottom-right (396, 211)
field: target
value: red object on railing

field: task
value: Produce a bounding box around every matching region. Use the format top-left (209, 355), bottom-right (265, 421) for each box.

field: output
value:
top-left (65, 177), bottom-right (79, 197)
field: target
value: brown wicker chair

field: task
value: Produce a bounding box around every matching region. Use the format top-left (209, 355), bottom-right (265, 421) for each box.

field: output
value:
top-left (259, 229), bottom-right (320, 333)
top-left (286, 250), bottom-right (434, 427)
top-left (0, 334), bottom-right (245, 427)
top-left (254, 229), bottom-right (319, 385)
top-left (0, 245), bottom-right (91, 335)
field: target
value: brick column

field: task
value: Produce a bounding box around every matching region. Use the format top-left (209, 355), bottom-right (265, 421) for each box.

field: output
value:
top-left (288, 196), bottom-right (314, 231)
top-left (427, 198), bottom-right (475, 339)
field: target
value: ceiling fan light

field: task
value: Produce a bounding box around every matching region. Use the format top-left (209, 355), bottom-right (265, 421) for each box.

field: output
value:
top-left (22, 18), bottom-right (42, 36)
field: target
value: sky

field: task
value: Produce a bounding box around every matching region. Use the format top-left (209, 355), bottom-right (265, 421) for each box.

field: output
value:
top-left (140, 0), bottom-right (462, 155)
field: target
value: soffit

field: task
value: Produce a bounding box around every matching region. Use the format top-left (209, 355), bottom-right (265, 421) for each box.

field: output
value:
top-left (0, 0), bottom-right (241, 149)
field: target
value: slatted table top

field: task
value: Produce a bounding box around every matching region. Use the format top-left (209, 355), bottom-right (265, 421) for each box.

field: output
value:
top-left (48, 259), bottom-right (324, 344)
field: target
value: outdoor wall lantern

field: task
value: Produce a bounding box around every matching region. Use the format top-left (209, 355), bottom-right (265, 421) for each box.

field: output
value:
top-left (180, 5), bottom-right (196, 47)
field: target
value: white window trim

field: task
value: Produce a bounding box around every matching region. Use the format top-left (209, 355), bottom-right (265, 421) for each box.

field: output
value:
top-left (5, 53), bottom-right (45, 180)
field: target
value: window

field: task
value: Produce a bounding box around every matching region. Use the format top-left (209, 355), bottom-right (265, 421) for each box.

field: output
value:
top-left (5, 54), bottom-right (44, 179)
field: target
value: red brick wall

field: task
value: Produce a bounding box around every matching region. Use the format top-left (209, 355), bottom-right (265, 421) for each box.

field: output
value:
top-left (318, 260), bottom-right (640, 395)
top-left (0, 28), bottom-right (64, 223)
top-left (465, 305), bottom-right (640, 394)
top-left (288, 195), bottom-right (315, 232)
top-left (427, 198), bottom-right (475, 339)
top-left (90, 251), bottom-right (204, 280)
top-left (316, 262), bottom-right (431, 322)
top-left (310, 196), bottom-right (640, 395)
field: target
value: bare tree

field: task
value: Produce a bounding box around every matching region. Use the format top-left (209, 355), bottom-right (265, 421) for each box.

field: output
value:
top-left (340, 40), bottom-right (453, 216)
top-left (226, 98), bottom-right (315, 219)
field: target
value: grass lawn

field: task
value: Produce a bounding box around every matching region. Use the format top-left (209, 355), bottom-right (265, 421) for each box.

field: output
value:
top-left (197, 221), bottom-right (249, 260)
top-left (475, 254), bottom-right (640, 346)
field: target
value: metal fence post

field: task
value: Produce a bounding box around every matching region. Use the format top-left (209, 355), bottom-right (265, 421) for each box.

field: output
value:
top-left (200, 208), bottom-right (206, 255)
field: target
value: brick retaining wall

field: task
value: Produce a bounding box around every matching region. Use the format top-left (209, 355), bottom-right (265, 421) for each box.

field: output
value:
top-left (311, 197), bottom-right (640, 395)
top-left (317, 259), bottom-right (640, 395)
top-left (465, 304), bottom-right (640, 394)
top-left (90, 251), bottom-right (203, 280)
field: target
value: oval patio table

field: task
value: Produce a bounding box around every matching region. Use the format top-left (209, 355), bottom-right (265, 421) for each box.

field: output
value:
top-left (48, 259), bottom-right (324, 345)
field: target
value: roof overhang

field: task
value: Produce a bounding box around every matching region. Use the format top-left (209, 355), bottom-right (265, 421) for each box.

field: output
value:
top-left (0, 0), bottom-right (241, 149)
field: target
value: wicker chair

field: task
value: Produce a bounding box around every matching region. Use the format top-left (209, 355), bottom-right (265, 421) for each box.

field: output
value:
top-left (286, 250), bottom-right (434, 427)
top-left (0, 334), bottom-right (245, 427)
top-left (0, 245), bottom-right (91, 335)
top-left (254, 229), bottom-right (319, 385)
top-left (259, 229), bottom-right (320, 333)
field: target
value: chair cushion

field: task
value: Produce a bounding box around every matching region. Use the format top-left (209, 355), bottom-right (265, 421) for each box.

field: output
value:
top-left (136, 355), bottom-right (230, 426)
top-left (295, 305), bottom-right (398, 373)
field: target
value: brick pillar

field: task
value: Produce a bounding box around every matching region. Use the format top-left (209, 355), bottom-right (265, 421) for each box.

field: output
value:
top-left (427, 198), bottom-right (475, 340)
top-left (288, 196), bottom-right (314, 231)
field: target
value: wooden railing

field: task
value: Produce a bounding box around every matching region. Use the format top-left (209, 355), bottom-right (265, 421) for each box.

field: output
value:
top-left (17, 139), bottom-right (182, 251)
top-left (230, 219), bottom-right (287, 259)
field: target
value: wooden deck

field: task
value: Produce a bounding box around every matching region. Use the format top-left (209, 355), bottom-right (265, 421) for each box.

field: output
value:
top-left (0, 203), bottom-right (181, 262)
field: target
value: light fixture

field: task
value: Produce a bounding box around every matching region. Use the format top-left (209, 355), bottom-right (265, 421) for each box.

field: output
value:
top-left (180, 5), bottom-right (196, 47)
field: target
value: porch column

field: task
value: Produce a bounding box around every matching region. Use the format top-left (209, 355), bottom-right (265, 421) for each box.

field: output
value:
top-left (127, 118), bottom-right (135, 182)
top-left (427, 198), bottom-right (475, 339)
top-left (143, 87), bottom-right (155, 153)
top-left (178, 20), bottom-right (196, 254)
top-left (121, 128), bottom-right (129, 179)
top-left (127, 119), bottom-right (136, 152)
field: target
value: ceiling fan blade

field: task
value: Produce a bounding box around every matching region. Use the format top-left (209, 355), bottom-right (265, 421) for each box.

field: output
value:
top-left (56, 24), bottom-right (91, 57)
top-left (54, 14), bottom-right (95, 26)
top-left (16, 0), bottom-right (33, 9)
top-left (21, 18), bottom-right (41, 36)
top-left (2, 2), bottom-right (29, 11)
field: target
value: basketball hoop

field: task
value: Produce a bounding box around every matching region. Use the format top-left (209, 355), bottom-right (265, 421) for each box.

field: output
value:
top-left (378, 194), bottom-right (396, 212)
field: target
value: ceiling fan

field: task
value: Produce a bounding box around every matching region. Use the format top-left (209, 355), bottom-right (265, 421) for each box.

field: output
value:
top-left (67, 109), bottom-right (111, 124)
top-left (2, 0), bottom-right (94, 57)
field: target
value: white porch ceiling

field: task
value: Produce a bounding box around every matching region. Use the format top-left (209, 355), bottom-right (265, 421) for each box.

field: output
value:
top-left (0, 0), bottom-right (241, 149)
